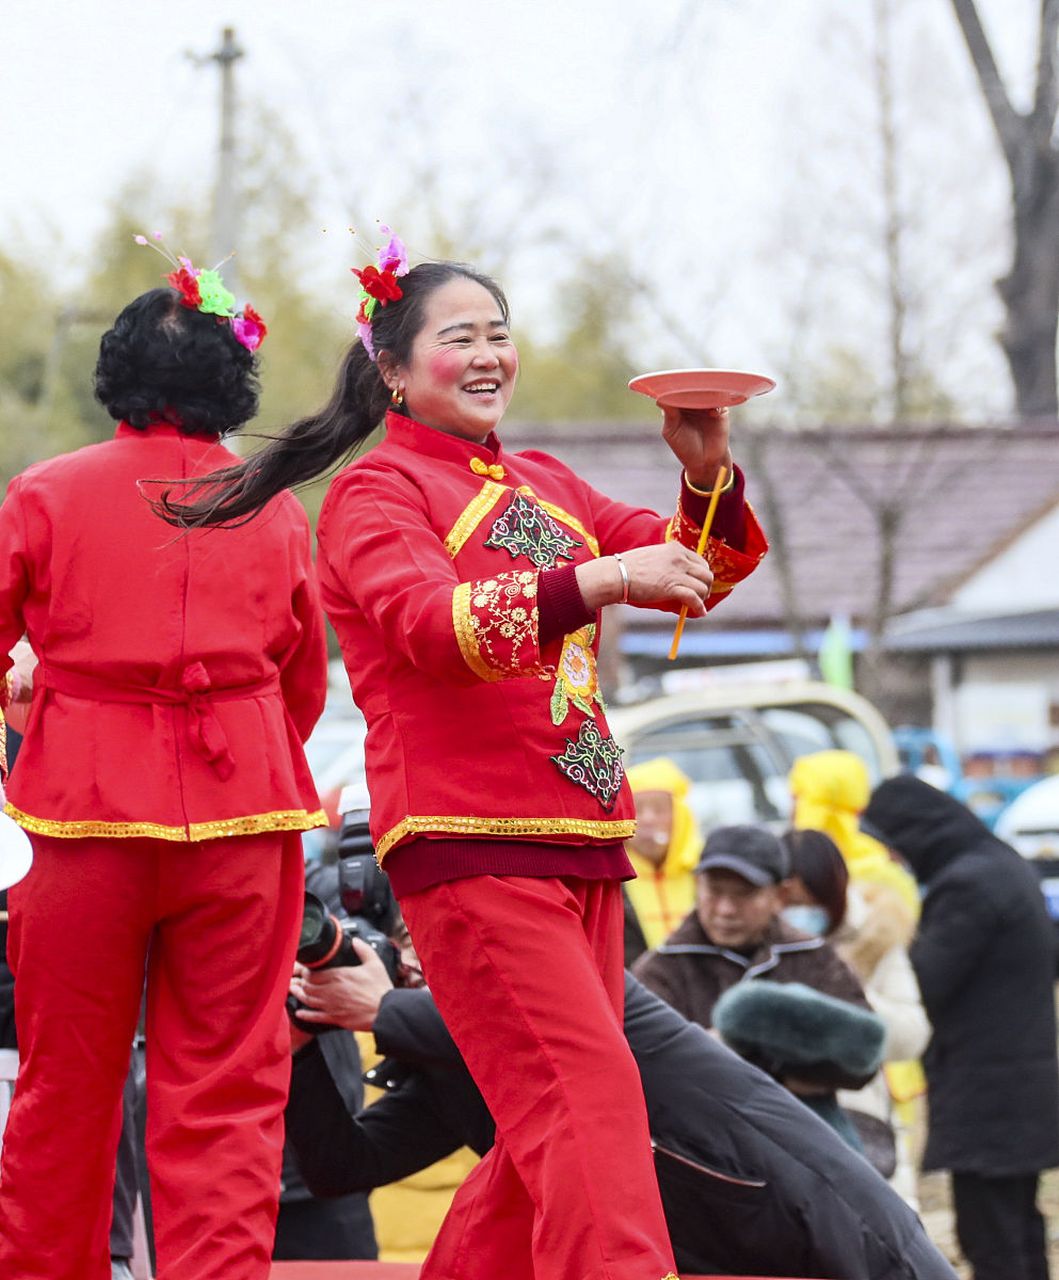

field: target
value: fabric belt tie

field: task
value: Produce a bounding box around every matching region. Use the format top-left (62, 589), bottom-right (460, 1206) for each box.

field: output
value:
top-left (37, 662), bottom-right (281, 782)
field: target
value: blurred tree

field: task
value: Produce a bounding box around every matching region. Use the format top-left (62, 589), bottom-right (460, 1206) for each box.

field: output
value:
top-left (949, 0), bottom-right (1059, 418)
top-left (508, 254), bottom-right (647, 422)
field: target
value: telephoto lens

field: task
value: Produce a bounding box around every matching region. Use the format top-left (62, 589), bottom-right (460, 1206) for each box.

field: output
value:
top-left (296, 892), bottom-right (344, 969)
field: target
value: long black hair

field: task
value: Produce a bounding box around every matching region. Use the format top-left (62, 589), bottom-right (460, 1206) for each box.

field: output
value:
top-left (95, 288), bottom-right (259, 435)
top-left (158, 261), bottom-right (509, 527)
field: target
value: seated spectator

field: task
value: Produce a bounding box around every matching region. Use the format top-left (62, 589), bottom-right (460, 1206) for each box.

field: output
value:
top-left (633, 824), bottom-right (881, 1146)
top-left (623, 759), bottom-right (703, 961)
top-left (284, 948), bottom-right (956, 1280)
top-left (783, 828), bottom-right (930, 1201)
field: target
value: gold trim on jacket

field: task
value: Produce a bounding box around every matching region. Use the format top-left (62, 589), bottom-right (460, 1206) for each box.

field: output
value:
top-left (5, 803), bottom-right (328, 842)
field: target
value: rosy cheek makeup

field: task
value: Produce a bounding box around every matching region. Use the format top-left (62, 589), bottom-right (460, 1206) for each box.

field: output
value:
top-left (428, 351), bottom-right (467, 383)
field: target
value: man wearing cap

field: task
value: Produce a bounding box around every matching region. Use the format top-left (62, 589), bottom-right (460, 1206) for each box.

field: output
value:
top-left (633, 824), bottom-right (867, 1033)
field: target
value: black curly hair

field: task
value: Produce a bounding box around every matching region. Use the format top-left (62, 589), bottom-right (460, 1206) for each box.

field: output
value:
top-left (94, 287), bottom-right (260, 435)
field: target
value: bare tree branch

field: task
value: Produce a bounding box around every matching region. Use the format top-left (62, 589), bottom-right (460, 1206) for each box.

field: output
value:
top-left (949, 0), bottom-right (1024, 172)
top-left (1033, 0), bottom-right (1059, 146)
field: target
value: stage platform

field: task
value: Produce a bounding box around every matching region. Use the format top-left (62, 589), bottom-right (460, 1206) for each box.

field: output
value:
top-left (269, 1265), bottom-right (812, 1280)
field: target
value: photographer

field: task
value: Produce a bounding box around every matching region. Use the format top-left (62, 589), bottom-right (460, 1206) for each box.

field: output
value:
top-left (275, 860), bottom-right (377, 1262)
top-left (286, 948), bottom-right (956, 1280)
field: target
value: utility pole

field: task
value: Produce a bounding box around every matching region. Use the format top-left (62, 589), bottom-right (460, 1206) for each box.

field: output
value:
top-left (190, 27), bottom-right (244, 295)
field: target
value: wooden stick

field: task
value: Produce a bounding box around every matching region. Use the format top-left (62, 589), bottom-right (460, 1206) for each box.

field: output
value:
top-left (668, 466), bottom-right (728, 661)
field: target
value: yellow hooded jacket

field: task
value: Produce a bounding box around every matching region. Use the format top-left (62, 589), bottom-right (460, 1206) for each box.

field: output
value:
top-left (625, 758), bottom-right (703, 949)
top-left (789, 750), bottom-right (920, 919)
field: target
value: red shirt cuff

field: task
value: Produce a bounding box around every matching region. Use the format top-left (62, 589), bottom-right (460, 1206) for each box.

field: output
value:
top-left (681, 464), bottom-right (748, 548)
top-left (538, 564), bottom-right (594, 647)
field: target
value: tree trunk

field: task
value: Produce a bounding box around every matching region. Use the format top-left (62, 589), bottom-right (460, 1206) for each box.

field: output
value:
top-left (949, 0), bottom-right (1059, 419)
top-left (997, 161), bottom-right (1059, 419)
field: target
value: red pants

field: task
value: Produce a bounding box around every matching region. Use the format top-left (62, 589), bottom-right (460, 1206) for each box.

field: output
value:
top-left (0, 831), bottom-right (304, 1280)
top-left (400, 875), bottom-right (676, 1280)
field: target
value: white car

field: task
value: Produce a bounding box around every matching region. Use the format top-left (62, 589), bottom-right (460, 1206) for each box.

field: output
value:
top-left (994, 776), bottom-right (1059, 920)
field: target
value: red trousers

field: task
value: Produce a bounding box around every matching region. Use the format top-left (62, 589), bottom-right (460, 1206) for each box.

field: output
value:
top-left (400, 875), bottom-right (677, 1280)
top-left (0, 832), bottom-right (304, 1280)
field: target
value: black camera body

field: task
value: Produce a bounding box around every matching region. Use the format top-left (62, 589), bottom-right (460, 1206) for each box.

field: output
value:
top-left (288, 806), bottom-right (401, 1035)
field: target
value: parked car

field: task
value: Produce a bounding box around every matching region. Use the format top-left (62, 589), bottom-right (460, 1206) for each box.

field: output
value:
top-left (994, 775), bottom-right (1059, 923)
top-left (305, 675), bottom-right (897, 844)
top-left (608, 679), bottom-right (898, 834)
top-left (894, 726), bottom-right (1043, 829)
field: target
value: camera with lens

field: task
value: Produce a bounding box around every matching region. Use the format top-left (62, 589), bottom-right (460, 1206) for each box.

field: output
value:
top-left (288, 795), bottom-right (401, 1035)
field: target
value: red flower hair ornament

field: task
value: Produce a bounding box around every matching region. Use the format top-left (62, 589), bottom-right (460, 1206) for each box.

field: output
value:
top-left (350, 224), bottom-right (410, 362)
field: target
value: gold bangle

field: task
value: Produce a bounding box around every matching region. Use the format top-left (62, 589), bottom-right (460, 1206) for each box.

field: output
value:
top-left (684, 467), bottom-right (735, 497)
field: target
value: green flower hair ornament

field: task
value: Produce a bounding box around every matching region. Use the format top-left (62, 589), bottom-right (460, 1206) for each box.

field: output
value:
top-left (133, 232), bottom-right (268, 351)
top-left (195, 269), bottom-right (237, 318)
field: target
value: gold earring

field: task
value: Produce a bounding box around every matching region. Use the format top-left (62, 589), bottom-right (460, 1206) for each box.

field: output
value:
top-left (391, 386), bottom-right (404, 406)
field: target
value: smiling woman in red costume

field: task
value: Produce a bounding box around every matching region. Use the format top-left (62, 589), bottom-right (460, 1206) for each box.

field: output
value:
top-left (165, 228), bottom-right (768, 1280)
top-left (0, 241), bottom-right (328, 1280)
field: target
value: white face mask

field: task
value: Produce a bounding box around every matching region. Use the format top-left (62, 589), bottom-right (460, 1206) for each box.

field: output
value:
top-left (781, 904), bottom-right (831, 937)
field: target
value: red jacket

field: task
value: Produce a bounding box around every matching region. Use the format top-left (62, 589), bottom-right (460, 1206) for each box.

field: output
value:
top-left (0, 423), bottom-right (327, 841)
top-left (317, 411), bottom-right (767, 868)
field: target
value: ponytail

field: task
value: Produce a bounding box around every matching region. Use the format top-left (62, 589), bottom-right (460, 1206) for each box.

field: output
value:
top-left (155, 260), bottom-right (510, 528)
top-left (156, 342), bottom-right (387, 527)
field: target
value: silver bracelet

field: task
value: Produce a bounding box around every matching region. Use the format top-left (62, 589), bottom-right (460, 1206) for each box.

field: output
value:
top-left (612, 553), bottom-right (630, 604)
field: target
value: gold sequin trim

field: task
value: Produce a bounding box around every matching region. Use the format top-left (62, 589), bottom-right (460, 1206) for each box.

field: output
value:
top-left (452, 581), bottom-right (501, 682)
top-left (376, 814), bottom-right (637, 861)
top-left (444, 480), bottom-right (509, 558)
top-left (4, 803), bottom-right (328, 842)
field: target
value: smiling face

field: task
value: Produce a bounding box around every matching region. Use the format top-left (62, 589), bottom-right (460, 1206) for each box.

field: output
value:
top-left (381, 277), bottom-right (518, 442)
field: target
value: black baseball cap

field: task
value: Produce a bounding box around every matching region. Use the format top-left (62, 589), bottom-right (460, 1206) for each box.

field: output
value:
top-left (694, 825), bottom-right (789, 887)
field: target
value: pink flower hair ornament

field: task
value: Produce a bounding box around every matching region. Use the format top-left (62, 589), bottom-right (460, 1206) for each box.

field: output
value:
top-left (134, 233), bottom-right (268, 352)
top-left (350, 223), bottom-right (410, 362)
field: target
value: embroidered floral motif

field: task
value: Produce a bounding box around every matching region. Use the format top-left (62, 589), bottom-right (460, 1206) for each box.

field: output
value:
top-left (551, 718), bottom-right (625, 811)
top-left (452, 571), bottom-right (541, 681)
top-left (485, 489), bottom-right (583, 570)
top-left (548, 624), bottom-right (605, 725)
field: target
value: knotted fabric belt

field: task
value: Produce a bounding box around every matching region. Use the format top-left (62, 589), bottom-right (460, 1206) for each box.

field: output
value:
top-left (37, 662), bottom-right (281, 782)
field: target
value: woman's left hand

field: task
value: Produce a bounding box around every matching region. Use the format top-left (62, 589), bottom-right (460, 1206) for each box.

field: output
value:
top-left (661, 405), bottom-right (733, 490)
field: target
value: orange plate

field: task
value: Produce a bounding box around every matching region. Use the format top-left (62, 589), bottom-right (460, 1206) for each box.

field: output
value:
top-left (628, 368), bottom-right (776, 410)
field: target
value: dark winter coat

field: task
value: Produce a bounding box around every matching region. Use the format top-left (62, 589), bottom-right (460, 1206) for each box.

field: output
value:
top-left (286, 976), bottom-right (955, 1280)
top-left (865, 775), bottom-right (1059, 1175)
top-left (633, 912), bottom-right (873, 1089)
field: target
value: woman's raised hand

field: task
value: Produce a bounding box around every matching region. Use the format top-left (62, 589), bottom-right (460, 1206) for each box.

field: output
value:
top-left (575, 543), bottom-right (713, 616)
top-left (661, 405), bottom-right (732, 490)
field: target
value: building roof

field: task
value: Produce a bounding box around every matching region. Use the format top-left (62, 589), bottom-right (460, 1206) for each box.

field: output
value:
top-left (886, 607), bottom-right (1059, 653)
top-left (501, 419), bottom-right (1059, 630)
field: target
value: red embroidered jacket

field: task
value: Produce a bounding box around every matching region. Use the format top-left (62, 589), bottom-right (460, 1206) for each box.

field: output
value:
top-left (0, 423), bottom-right (328, 841)
top-left (318, 412), bottom-right (768, 870)
top-left (317, 412), bottom-right (767, 870)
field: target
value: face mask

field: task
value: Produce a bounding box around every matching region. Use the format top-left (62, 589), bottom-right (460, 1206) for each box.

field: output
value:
top-left (781, 904), bottom-right (831, 937)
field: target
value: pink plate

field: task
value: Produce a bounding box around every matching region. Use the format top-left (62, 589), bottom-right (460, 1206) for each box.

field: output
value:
top-left (628, 368), bottom-right (776, 410)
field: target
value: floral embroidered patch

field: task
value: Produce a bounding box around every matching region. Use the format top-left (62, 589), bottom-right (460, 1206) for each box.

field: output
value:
top-left (453, 571), bottom-right (541, 681)
top-left (548, 624), bottom-right (606, 725)
top-left (551, 718), bottom-right (625, 811)
top-left (484, 490), bottom-right (582, 570)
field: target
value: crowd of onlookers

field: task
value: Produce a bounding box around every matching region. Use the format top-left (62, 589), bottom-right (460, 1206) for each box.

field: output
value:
top-left (2, 739), bottom-right (1056, 1280)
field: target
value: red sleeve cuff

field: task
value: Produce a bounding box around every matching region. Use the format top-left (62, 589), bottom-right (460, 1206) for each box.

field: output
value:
top-left (680, 465), bottom-right (748, 548)
top-left (538, 563), bottom-right (594, 647)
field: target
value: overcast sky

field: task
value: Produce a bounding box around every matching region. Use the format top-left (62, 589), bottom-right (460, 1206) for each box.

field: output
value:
top-left (1, 1), bottom-right (1034, 417)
